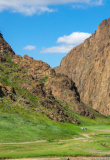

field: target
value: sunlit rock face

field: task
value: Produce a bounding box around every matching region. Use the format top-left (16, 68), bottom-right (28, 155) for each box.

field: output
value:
top-left (55, 18), bottom-right (110, 116)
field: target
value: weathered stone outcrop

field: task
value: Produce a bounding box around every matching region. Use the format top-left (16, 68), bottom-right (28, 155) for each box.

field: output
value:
top-left (0, 83), bottom-right (16, 100)
top-left (0, 33), bottom-right (95, 122)
top-left (55, 18), bottom-right (110, 116)
top-left (12, 54), bottom-right (50, 76)
top-left (46, 74), bottom-right (94, 119)
top-left (0, 33), bottom-right (15, 57)
top-left (12, 54), bottom-right (94, 119)
top-left (38, 98), bottom-right (78, 123)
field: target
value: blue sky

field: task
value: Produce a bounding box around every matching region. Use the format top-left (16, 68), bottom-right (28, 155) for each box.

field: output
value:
top-left (0, 0), bottom-right (110, 67)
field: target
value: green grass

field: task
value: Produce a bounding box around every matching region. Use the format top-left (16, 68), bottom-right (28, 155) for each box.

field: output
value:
top-left (0, 104), bottom-right (110, 158)
top-left (0, 142), bottom-right (93, 158)
top-left (0, 53), bottom-right (110, 158)
top-left (0, 135), bottom-right (110, 158)
top-left (0, 104), bottom-right (82, 143)
top-left (38, 76), bottom-right (48, 83)
top-left (74, 111), bottom-right (110, 126)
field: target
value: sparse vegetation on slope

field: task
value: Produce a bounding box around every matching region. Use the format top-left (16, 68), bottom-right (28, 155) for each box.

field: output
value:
top-left (0, 30), bottom-right (110, 158)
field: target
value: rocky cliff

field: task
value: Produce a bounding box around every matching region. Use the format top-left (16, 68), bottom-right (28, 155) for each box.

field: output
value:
top-left (55, 18), bottom-right (110, 116)
top-left (0, 33), bottom-right (15, 57)
top-left (0, 33), bottom-right (95, 124)
top-left (12, 54), bottom-right (94, 120)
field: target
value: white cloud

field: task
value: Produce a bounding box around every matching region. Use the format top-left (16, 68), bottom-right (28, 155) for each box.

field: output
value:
top-left (11, 6), bottom-right (55, 16)
top-left (57, 32), bottom-right (91, 45)
top-left (41, 45), bottom-right (74, 54)
top-left (73, 0), bottom-right (103, 8)
top-left (90, 0), bottom-right (103, 6)
top-left (0, 0), bottom-right (103, 15)
top-left (72, 4), bottom-right (86, 9)
top-left (41, 32), bottom-right (91, 54)
top-left (23, 45), bottom-right (36, 50)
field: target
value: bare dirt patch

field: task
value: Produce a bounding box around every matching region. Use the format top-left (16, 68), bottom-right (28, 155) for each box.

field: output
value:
top-left (91, 129), bottom-right (110, 132)
top-left (84, 149), bottom-right (110, 155)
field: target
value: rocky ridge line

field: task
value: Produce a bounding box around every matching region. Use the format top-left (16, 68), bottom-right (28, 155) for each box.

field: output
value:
top-left (0, 31), bottom-right (95, 123)
top-left (12, 54), bottom-right (94, 119)
top-left (0, 33), bottom-right (15, 57)
top-left (55, 18), bottom-right (110, 116)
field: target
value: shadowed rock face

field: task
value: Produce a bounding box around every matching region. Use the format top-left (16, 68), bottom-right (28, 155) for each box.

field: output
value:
top-left (0, 83), bottom-right (16, 100)
top-left (55, 18), bottom-right (110, 116)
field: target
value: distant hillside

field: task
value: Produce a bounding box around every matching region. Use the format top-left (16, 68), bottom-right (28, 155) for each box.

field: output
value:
top-left (55, 18), bottom-right (110, 116)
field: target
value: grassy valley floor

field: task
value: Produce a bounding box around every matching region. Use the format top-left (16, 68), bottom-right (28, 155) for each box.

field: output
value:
top-left (0, 106), bottom-right (110, 158)
top-left (0, 54), bottom-right (110, 158)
